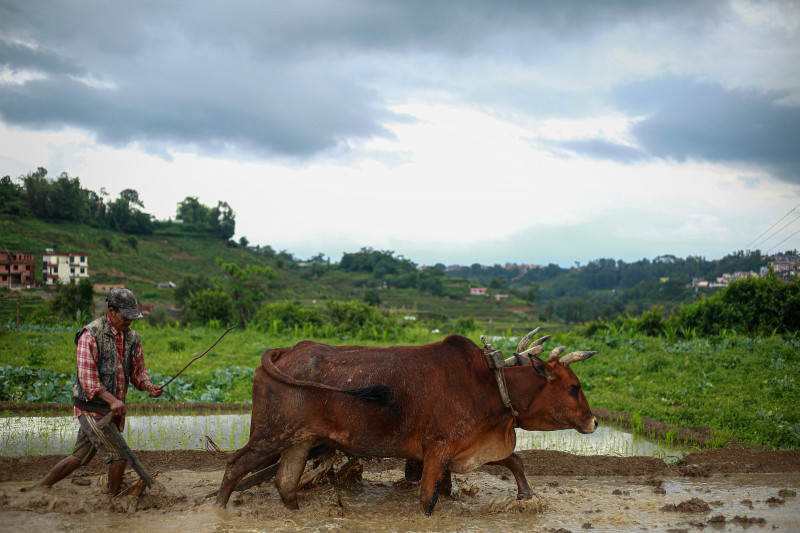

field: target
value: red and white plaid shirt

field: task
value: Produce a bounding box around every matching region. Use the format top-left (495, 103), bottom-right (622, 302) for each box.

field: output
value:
top-left (74, 312), bottom-right (153, 421)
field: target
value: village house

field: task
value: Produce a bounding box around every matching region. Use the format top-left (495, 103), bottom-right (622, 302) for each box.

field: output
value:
top-left (469, 287), bottom-right (488, 296)
top-left (42, 248), bottom-right (90, 285)
top-left (95, 283), bottom-right (126, 294)
top-left (0, 251), bottom-right (35, 287)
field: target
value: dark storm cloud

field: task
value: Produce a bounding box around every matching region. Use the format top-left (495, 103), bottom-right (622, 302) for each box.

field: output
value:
top-left (618, 78), bottom-right (800, 184)
top-left (0, 1), bottom-right (772, 161)
top-left (0, 39), bottom-right (82, 76)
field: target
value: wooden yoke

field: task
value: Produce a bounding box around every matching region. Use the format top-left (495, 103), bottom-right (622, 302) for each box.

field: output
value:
top-left (480, 335), bottom-right (518, 419)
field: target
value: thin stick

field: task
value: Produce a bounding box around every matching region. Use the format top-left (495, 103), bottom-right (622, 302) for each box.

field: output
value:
top-left (161, 323), bottom-right (238, 388)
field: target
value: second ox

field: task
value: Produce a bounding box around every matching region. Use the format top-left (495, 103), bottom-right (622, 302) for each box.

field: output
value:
top-left (216, 328), bottom-right (598, 515)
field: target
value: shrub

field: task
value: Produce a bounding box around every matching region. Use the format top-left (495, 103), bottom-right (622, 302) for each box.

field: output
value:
top-left (186, 289), bottom-right (235, 325)
top-left (252, 301), bottom-right (323, 333)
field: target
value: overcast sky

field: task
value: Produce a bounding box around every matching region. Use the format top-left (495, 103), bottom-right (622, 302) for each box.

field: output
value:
top-left (1, 1), bottom-right (799, 267)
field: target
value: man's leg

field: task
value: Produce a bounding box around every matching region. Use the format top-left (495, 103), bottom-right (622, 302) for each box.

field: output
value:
top-left (108, 459), bottom-right (127, 495)
top-left (30, 422), bottom-right (97, 490)
top-left (31, 456), bottom-right (82, 490)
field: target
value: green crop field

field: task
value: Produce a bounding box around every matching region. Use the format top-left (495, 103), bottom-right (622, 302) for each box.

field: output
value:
top-left (1, 324), bottom-right (797, 450)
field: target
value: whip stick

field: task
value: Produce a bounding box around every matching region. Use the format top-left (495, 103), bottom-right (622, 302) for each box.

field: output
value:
top-left (161, 323), bottom-right (238, 388)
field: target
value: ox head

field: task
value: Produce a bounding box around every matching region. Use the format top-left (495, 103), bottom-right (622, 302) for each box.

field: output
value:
top-left (502, 328), bottom-right (598, 434)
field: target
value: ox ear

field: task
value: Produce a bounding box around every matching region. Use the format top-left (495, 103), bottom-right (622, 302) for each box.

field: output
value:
top-left (530, 355), bottom-right (551, 380)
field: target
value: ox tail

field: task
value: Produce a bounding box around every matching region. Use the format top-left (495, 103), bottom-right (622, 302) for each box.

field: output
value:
top-left (262, 350), bottom-right (400, 418)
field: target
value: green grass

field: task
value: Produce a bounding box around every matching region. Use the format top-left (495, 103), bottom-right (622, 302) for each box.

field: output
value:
top-left (1, 323), bottom-right (798, 450)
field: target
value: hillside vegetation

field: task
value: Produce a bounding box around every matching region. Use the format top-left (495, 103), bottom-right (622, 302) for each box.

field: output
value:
top-left (1, 172), bottom-right (799, 450)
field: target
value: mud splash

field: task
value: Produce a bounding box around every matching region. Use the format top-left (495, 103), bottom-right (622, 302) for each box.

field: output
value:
top-left (1, 467), bottom-right (798, 532)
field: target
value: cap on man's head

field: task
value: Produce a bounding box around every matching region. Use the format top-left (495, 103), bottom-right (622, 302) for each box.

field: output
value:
top-left (106, 288), bottom-right (143, 320)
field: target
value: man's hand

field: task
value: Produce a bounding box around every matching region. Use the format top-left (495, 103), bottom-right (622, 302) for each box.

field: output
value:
top-left (107, 396), bottom-right (126, 417)
top-left (148, 384), bottom-right (163, 398)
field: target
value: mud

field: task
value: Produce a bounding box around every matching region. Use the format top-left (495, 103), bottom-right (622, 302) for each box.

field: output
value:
top-left (1, 449), bottom-right (798, 532)
top-left (2, 404), bottom-right (800, 531)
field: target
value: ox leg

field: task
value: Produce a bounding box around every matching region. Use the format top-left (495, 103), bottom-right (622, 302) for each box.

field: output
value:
top-left (419, 454), bottom-right (450, 516)
top-left (274, 439), bottom-right (315, 510)
top-left (216, 444), bottom-right (279, 507)
top-left (405, 459), bottom-right (452, 496)
top-left (487, 453), bottom-right (532, 500)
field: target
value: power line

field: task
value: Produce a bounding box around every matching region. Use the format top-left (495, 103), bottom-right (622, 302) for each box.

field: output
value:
top-left (765, 227), bottom-right (800, 254)
top-left (750, 214), bottom-right (800, 251)
top-left (745, 201), bottom-right (800, 250)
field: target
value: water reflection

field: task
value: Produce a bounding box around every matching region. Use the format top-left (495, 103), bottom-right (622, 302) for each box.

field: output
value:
top-left (0, 414), bottom-right (251, 456)
top-left (1, 414), bottom-right (688, 462)
top-left (516, 425), bottom-right (689, 463)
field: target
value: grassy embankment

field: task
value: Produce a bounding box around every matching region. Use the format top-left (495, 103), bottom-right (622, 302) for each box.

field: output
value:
top-left (1, 325), bottom-right (797, 450)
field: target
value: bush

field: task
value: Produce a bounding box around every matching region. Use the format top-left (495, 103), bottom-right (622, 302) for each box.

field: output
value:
top-left (186, 289), bottom-right (235, 325)
top-left (676, 274), bottom-right (800, 335)
top-left (324, 300), bottom-right (391, 336)
top-left (252, 301), bottom-right (323, 333)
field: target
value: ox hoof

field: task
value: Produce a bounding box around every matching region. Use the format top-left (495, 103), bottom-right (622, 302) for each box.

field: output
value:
top-left (517, 490), bottom-right (532, 500)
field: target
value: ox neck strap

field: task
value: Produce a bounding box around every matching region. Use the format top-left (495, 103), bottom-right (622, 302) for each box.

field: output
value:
top-left (480, 338), bottom-right (520, 424)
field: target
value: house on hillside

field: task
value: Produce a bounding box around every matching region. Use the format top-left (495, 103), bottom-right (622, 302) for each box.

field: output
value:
top-left (43, 249), bottom-right (90, 285)
top-left (494, 293), bottom-right (509, 301)
top-left (469, 287), bottom-right (488, 296)
top-left (0, 251), bottom-right (35, 287)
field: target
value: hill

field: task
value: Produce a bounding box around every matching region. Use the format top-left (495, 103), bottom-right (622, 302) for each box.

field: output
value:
top-left (0, 216), bottom-right (784, 333)
top-left (0, 217), bottom-right (539, 332)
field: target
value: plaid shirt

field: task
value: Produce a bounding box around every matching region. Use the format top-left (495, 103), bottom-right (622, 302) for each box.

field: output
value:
top-left (74, 312), bottom-right (153, 421)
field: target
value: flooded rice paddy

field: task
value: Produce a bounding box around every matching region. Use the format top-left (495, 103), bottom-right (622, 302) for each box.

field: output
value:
top-left (1, 412), bottom-right (798, 531)
top-left (1, 413), bottom-right (688, 461)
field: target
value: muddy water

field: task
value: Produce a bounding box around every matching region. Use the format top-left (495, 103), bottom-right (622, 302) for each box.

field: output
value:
top-left (1, 467), bottom-right (798, 532)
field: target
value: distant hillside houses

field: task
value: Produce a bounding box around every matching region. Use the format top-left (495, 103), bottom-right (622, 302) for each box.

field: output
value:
top-left (690, 253), bottom-right (798, 288)
top-left (767, 252), bottom-right (799, 278)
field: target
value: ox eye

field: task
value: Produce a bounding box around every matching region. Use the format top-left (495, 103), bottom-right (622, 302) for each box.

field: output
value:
top-left (568, 385), bottom-right (580, 399)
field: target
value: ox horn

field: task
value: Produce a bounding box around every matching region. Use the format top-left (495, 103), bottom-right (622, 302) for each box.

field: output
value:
top-left (558, 350), bottom-right (597, 366)
top-left (516, 327), bottom-right (541, 353)
top-left (518, 335), bottom-right (551, 358)
top-left (548, 346), bottom-right (566, 361)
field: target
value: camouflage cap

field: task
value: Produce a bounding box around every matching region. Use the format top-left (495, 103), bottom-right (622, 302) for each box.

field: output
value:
top-left (106, 288), bottom-right (143, 320)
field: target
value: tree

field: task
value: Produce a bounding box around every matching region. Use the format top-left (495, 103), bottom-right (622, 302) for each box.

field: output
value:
top-left (544, 300), bottom-right (556, 322)
top-left (176, 197), bottom-right (236, 239)
top-left (215, 258), bottom-right (276, 328)
top-left (175, 273), bottom-right (215, 307)
top-left (20, 167), bottom-right (50, 217)
top-left (0, 175), bottom-right (25, 216)
top-left (119, 188), bottom-right (145, 208)
top-left (105, 189), bottom-right (153, 234)
top-left (176, 196), bottom-right (211, 226)
top-left (211, 201), bottom-right (236, 240)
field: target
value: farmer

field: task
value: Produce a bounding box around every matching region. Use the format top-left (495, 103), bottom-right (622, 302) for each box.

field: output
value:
top-left (31, 287), bottom-right (162, 494)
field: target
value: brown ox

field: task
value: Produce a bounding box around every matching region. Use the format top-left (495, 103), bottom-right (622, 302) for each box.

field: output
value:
top-left (215, 329), bottom-right (597, 515)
